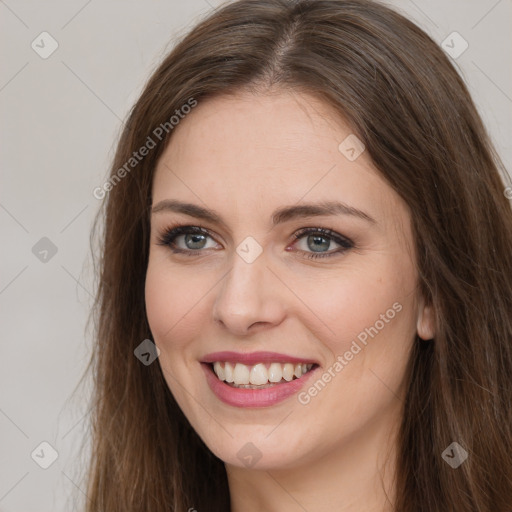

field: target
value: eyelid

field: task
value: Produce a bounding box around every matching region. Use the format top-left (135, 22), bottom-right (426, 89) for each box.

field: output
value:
top-left (293, 227), bottom-right (353, 248)
top-left (156, 225), bottom-right (220, 251)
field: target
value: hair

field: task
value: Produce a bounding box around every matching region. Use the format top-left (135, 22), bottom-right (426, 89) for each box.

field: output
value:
top-left (77, 0), bottom-right (512, 510)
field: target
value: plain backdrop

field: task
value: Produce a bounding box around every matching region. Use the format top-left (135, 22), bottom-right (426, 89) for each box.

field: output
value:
top-left (1, 0), bottom-right (511, 510)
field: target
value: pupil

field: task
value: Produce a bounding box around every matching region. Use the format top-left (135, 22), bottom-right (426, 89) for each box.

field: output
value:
top-left (308, 235), bottom-right (329, 252)
top-left (185, 233), bottom-right (206, 250)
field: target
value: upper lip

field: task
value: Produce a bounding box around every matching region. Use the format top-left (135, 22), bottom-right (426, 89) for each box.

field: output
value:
top-left (201, 351), bottom-right (319, 366)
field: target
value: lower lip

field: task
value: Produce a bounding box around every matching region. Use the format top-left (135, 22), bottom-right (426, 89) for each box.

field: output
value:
top-left (201, 363), bottom-right (319, 408)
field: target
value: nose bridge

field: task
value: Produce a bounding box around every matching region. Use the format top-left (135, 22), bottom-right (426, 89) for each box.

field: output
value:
top-left (212, 245), bottom-right (285, 333)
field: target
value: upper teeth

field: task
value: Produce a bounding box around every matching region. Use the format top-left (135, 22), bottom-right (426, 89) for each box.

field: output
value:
top-left (213, 362), bottom-right (314, 386)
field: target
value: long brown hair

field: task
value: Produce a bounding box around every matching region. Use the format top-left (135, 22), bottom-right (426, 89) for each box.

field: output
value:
top-left (78, 0), bottom-right (512, 510)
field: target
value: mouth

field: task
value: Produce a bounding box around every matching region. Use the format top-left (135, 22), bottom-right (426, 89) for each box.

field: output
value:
top-left (207, 361), bottom-right (318, 389)
top-left (200, 351), bottom-right (321, 408)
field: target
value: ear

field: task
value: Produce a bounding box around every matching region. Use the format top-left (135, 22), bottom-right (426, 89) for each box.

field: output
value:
top-left (417, 295), bottom-right (435, 340)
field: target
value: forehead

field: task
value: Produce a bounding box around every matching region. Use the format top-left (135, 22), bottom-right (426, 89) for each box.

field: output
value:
top-left (151, 90), bottom-right (404, 228)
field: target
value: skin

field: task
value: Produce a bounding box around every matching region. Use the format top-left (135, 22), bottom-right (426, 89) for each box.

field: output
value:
top-left (145, 88), bottom-right (435, 512)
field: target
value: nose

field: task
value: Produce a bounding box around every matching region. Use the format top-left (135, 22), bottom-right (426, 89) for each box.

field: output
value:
top-left (212, 249), bottom-right (287, 336)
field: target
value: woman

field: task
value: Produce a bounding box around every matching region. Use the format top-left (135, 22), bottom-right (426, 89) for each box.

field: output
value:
top-left (81, 0), bottom-right (512, 510)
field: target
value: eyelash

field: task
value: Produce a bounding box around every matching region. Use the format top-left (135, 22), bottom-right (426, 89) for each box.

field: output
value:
top-left (156, 224), bottom-right (354, 260)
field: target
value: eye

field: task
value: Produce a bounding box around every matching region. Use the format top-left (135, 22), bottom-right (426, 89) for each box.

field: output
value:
top-left (156, 224), bottom-right (354, 260)
top-left (292, 227), bottom-right (354, 259)
top-left (156, 225), bottom-right (219, 255)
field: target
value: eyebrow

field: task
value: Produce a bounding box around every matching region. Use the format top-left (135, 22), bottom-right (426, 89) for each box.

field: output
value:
top-left (151, 199), bottom-right (376, 226)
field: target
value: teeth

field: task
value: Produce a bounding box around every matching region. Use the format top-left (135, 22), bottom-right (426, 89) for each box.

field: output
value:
top-left (213, 362), bottom-right (225, 381)
top-left (233, 363), bottom-right (250, 384)
top-left (282, 363), bottom-right (294, 381)
top-left (249, 363), bottom-right (268, 385)
top-left (268, 362), bottom-right (283, 383)
top-left (212, 361), bottom-right (314, 386)
top-left (224, 362), bottom-right (234, 382)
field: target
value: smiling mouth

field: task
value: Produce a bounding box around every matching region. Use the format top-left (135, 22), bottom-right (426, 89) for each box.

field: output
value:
top-left (208, 361), bottom-right (318, 389)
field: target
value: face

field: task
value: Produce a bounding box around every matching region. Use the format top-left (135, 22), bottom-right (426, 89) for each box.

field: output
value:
top-left (145, 89), bottom-right (434, 471)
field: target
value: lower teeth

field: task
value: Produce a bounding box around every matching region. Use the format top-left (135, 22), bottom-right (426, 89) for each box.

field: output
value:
top-left (225, 377), bottom-right (299, 389)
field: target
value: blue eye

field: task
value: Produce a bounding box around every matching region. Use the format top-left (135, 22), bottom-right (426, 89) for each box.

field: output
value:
top-left (156, 225), bottom-right (354, 259)
top-left (156, 226), bottom-right (217, 255)
top-left (293, 227), bottom-right (353, 259)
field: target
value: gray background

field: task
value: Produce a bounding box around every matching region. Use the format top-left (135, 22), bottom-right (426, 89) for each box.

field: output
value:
top-left (1, 0), bottom-right (511, 510)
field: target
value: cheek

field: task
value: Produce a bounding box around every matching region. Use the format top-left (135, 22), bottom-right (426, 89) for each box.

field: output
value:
top-left (144, 260), bottom-right (207, 349)
top-left (290, 268), bottom-right (416, 447)
top-left (294, 259), bottom-right (416, 355)
top-left (144, 261), bottom-right (207, 411)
